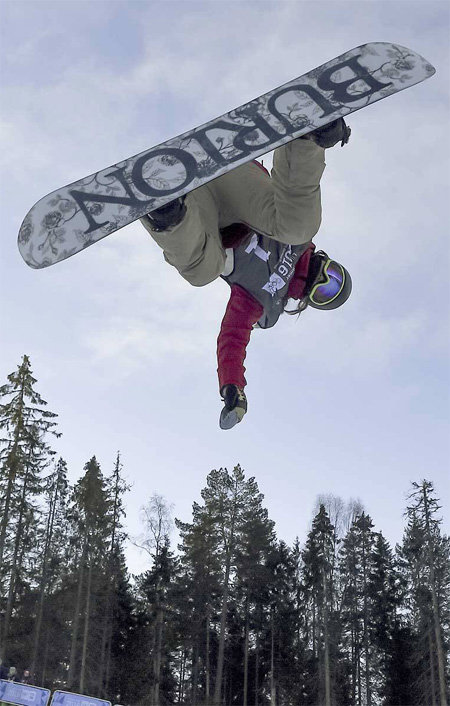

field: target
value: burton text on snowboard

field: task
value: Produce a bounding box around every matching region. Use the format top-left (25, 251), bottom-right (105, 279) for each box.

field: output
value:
top-left (18, 42), bottom-right (435, 269)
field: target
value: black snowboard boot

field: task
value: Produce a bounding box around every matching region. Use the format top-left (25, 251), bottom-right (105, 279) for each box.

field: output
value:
top-left (302, 117), bottom-right (351, 148)
top-left (145, 196), bottom-right (187, 232)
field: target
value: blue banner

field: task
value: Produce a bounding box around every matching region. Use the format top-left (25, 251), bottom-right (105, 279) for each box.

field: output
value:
top-left (50, 692), bottom-right (111, 706)
top-left (0, 680), bottom-right (50, 706)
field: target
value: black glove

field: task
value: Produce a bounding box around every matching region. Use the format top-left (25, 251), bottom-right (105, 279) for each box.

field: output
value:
top-left (304, 118), bottom-right (351, 149)
top-left (219, 385), bottom-right (247, 430)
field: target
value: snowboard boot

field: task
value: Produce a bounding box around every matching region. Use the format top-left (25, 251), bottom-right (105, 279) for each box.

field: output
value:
top-left (145, 196), bottom-right (187, 232)
top-left (302, 117), bottom-right (351, 148)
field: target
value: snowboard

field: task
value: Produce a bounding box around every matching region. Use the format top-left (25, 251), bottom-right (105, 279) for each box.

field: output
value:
top-left (18, 42), bottom-right (435, 269)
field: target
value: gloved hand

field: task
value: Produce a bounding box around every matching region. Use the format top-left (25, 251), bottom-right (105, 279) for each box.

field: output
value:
top-left (219, 385), bottom-right (247, 430)
top-left (303, 117), bottom-right (351, 149)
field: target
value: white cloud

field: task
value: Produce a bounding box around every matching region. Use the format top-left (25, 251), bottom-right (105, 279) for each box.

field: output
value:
top-left (85, 316), bottom-right (201, 366)
top-left (272, 305), bottom-right (428, 379)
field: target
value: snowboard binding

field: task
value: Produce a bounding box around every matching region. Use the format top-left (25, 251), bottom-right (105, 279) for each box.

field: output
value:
top-left (303, 117), bottom-right (351, 149)
top-left (145, 196), bottom-right (187, 232)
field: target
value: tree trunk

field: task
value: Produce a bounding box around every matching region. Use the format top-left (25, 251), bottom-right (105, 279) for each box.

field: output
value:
top-left (428, 625), bottom-right (437, 706)
top-left (98, 593), bottom-right (109, 696)
top-left (357, 612), bottom-right (362, 704)
top-left (243, 594), bottom-right (249, 706)
top-left (312, 597), bottom-right (317, 657)
top-left (362, 522), bottom-right (372, 706)
top-left (431, 595), bottom-right (447, 706)
top-left (191, 640), bottom-right (199, 706)
top-left (254, 628), bottom-right (260, 706)
top-left (103, 620), bottom-right (113, 699)
top-left (0, 467), bottom-right (17, 631)
top-left (322, 573), bottom-right (331, 706)
top-left (80, 558), bottom-right (93, 692)
top-left (98, 572), bottom-right (115, 697)
top-left (206, 604), bottom-right (211, 702)
top-left (68, 540), bottom-right (87, 688)
top-left (152, 604), bottom-right (163, 706)
top-left (99, 456), bottom-right (121, 696)
top-left (2, 458), bottom-right (31, 654)
top-left (0, 385), bottom-right (24, 579)
top-left (31, 559), bottom-right (49, 680)
top-left (178, 649), bottom-right (186, 704)
top-left (41, 626), bottom-right (50, 687)
top-left (422, 487), bottom-right (448, 706)
top-left (31, 467), bottom-right (60, 678)
top-left (0, 467), bottom-right (17, 573)
top-left (350, 624), bottom-right (356, 705)
top-left (213, 554), bottom-right (232, 706)
top-left (270, 609), bottom-right (276, 706)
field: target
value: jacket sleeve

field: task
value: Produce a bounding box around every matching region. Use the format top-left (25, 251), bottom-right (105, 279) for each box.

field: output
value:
top-left (217, 284), bottom-right (263, 391)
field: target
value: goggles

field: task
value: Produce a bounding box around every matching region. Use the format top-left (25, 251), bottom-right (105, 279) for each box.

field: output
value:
top-left (308, 258), bottom-right (347, 307)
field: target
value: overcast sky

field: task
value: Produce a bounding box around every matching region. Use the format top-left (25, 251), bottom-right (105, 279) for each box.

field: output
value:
top-left (1, 1), bottom-right (449, 574)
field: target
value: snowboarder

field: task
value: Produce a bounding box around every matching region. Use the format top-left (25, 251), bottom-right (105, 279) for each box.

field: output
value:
top-left (141, 119), bottom-right (352, 429)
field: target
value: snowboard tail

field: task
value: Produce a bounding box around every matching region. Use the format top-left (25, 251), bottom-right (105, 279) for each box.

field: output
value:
top-left (18, 42), bottom-right (435, 268)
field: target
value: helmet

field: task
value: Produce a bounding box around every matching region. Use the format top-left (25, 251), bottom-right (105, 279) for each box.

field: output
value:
top-left (306, 251), bottom-right (352, 310)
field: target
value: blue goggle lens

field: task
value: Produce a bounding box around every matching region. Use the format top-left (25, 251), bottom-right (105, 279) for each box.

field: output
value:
top-left (310, 260), bottom-right (345, 305)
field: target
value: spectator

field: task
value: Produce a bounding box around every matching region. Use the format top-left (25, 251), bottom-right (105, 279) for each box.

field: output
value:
top-left (7, 666), bottom-right (17, 681)
top-left (21, 670), bottom-right (32, 684)
top-left (0, 660), bottom-right (8, 680)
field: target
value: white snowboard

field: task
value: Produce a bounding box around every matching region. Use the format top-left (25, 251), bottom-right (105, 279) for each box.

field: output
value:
top-left (18, 42), bottom-right (435, 269)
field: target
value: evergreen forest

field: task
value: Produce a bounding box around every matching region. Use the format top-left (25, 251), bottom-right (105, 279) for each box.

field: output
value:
top-left (0, 356), bottom-right (448, 706)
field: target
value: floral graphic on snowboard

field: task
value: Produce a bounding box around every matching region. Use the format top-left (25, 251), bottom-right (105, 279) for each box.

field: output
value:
top-left (18, 43), bottom-right (435, 269)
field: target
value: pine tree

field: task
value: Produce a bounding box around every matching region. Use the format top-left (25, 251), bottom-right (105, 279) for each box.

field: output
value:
top-left (133, 539), bottom-right (179, 705)
top-left (367, 531), bottom-right (402, 704)
top-left (0, 355), bottom-right (60, 660)
top-left (30, 457), bottom-right (70, 683)
top-left (302, 505), bottom-right (337, 706)
top-left (261, 540), bottom-right (303, 706)
top-left (97, 452), bottom-right (130, 698)
top-left (340, 512), bottom-right (377, 706)
top-left (133, 493), bottom-right (175, 705)
top-left (176, 499), bottom-right (222, 705)
top-left (176, 465), bottom-right (274, 706)
top-left (102, 551), bottom-right (136, 703)
top-left (399, 480), bottom-right (449, 706)
top-left (235, 483), bottom-right (275, 705)
top-left (66, 456), bottom-right (113, 694)
top-left (206, 467), bottom-right (274, 706)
